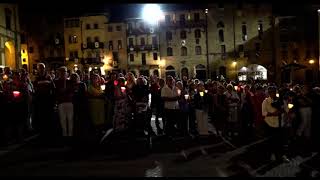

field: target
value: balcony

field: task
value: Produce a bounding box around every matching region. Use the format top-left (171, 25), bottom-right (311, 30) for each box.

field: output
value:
top-left (127, 28), bottom-right (158, 35)
top-left (161, 20), bottom-right (206, 29)
top-left (83, 57), bottom-right (104, 65)
top-left (81, 42), bottom-right (104, 50)
top-left (127, 44), bottom-right (159, 52)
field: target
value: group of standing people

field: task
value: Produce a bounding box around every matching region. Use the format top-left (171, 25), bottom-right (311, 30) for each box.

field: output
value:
top-left (1, 64), bottom-right (320, 162)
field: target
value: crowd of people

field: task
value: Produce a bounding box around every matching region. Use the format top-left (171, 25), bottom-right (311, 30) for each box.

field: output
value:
top-left (1, 63), bottom-right (320, 161)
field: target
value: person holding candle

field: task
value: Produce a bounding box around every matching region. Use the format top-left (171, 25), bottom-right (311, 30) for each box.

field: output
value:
top-left (176, 81), bottom-right (189, 136)
top-left (54, 66), bottom-right (74, 139)
top-left (87, 73), bottom-right (105, 135)
top-left (193, 82), bottom-right (210, 135)
top-left (113, 77), bottom-right (129, 132)
top-left (224, 84), bottom-right (240, 138)
top-left (161, 76), bottom-right (180, 136)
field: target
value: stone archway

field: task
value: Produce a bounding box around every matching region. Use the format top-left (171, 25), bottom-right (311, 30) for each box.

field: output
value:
top-left (181, 67), bottom-right (189, 78)
top-left (4, 41), bottom-right (16, 69)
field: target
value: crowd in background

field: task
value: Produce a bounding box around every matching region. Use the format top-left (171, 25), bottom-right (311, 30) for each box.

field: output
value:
top-left (1, 63), bottom-right (320, 161)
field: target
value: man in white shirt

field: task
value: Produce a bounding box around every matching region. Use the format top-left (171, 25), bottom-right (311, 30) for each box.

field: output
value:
top-left (161, 76), bottom-right (179, 136)
top-left (262, 86), bottom-right (289, 162)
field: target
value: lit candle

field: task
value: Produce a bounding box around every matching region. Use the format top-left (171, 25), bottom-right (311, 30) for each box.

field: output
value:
top-left (121, 87), bottom-right (126, 93)
top-left (100, 84), bottom-right (106, 90)
top-left (234, 86), bottom-right (238, 91)
top-left (13, 91), bottom-right (21, 98)
top-left (177, 89), bottom-right (181, 95)
top-left (205, 90), bottom-right (208, 93)
top-left (200, 92), bottom-right (204, 97)
top-left (288, 103), bottom-right (294, 109)
top-left (276, 93), bottom-right (279, 98)
top-left (124, 81), bottom-right (127, 86)
top-left (3, 74), bottom-right (8, 81)
top-left (184, 94), bottom-right (189, 100)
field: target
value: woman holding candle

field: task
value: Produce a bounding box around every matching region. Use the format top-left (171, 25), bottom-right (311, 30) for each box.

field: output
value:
top-left (113, 77), bottom-right (129, 132)
top-left (193, 82), bottom-right (210, 135)
top-left (224, 84), bottom-right (240, 138)
top-left (87, 73), bottom-right (105, 135)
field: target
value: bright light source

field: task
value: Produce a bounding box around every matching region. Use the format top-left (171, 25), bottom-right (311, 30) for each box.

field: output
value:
top-left (74, 64), bottom-right (78, 67)
top-left (288, 103), bottom-right (294, 109)
top-left (232, 61), bottom-right (237, 66)
top-left (318, 9), bottom-right (320, 13)
top-left (205, 9), bottom-right (208, 14)
top-left (142, 4), bottom-right (164, 25)
top-left (309, 59), bottom-right (315, 64)
top-left (89, 67), bottom-right (92, 72)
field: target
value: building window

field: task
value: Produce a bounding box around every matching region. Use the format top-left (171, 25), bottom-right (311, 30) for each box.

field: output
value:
top-left (221, 45), bottom-right (226, 54)
top-left (194, 13), bottom-right (200, 21)
top-left (94, 23), bottom-right (98, 29)
top-left (140, 37), bottom-right (145, 46)
top-left (118, 40), bottom-right (122, 49)
top-left (152, 36), bottom-right (157, 46)
top-left (165, 15), bottom-right (171, 24)
top-left (180, 14), bottom-right (186, 23)
top-left (196, 39), bottom-right (200, 44)
top-left (166, 31), bottom-right (173, 40)
top-left (69, 35), bottom-right (77, 43)
top-left (129, 38), bottom-right (134, 46)
top-left (86, 24), bottom-right (91, 29)
top-left (180, 30), bottom-right (187, 39)
top-left (217, 21), bottom-right (225, 28)
top-left (5, 8), bottom-right (12, 30)
top-left (195, 46), bottom-right (202, 55)
top-left (142, 53), bottom-right (146, 65)
top-left (130, 54), bottom-right (134, 62)
top-left (109, 41), bottom-right (113, 50)
top-left (258, 21), bottom-right (263, 40)
top-left (153, 53), bottom-right (158, 60)
top-left (255, 43), bottom-right (261, 52)
top-left (181, 47), bottom-right (187, 56)
top-left (238, 44), bottom-right (244, 52)
top-left (116, 25), bottom-right (122, 31)
top-left (167, 47), bottom-right (173, 56)
top-left (195, 29), bottom-right (201, 38)
top-left (108, 26), bottom-right (113, 32)
top-left (21, 34), bottom-right (26, 44)
top-left (242, 24), bottom-right (247, 41)
top-left (94, 36), bottom-right (99, 42)
top-left (219, 30), bottom-right (224, 42)
top-left (87, 37), bottom-right (92, 43)
top-left (29, 47), bottom-right (34, 53)
top-left (74, 51), bottom-right (78, 58)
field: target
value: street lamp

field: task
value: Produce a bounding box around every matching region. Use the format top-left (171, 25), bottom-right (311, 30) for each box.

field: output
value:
top-left (205, 8), bottom-right (210, 80)
top-left (142, 4), bottom-right (164, 77)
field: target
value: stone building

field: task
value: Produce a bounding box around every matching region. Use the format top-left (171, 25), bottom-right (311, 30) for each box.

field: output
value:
top-left (207, 3), bottom-right (274, 82)
top-left (126, 18), bottom-right (161, 77)
top-left (0, 3), bottom-right (21, 70)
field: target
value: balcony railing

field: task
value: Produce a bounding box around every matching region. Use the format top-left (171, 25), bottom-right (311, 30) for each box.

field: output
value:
top-left (127, 28), bottom-right (158, 35)
top-left (127, 44), bottom-right (159, 52)
top-left (81, 42), bottom-right (104, 50)
top-left (161, 20), bottom-right (206, 28)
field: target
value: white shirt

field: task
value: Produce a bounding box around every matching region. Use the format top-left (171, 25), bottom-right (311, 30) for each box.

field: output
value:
top-left (161, 85), bottom-right (179, 110)
top-left (262, 97), bottom-right (279, 128)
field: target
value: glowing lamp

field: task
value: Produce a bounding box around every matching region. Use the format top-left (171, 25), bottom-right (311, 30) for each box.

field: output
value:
top-left (142, 4), bottom-right (164, 25)
top-left (13, 91), bottom-right (21, 98)
top-left (309, 59), bottom-right (315, 64)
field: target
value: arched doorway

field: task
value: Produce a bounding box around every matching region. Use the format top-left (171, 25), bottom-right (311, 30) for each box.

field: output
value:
top-left (153, 69), bottom-right (159, 77)
top-left (4, 41), bottom-right (16, 69)
top-left (247, 64), bottom-right (267, 80)
top-left (165, 65), bottom-right (176, 78)
top-left (219, 66), bottom-right (226, 80)
top-left (181, 67), bottom-right (188, 78)
top-left (195, 64), bottom-right (206, 80)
